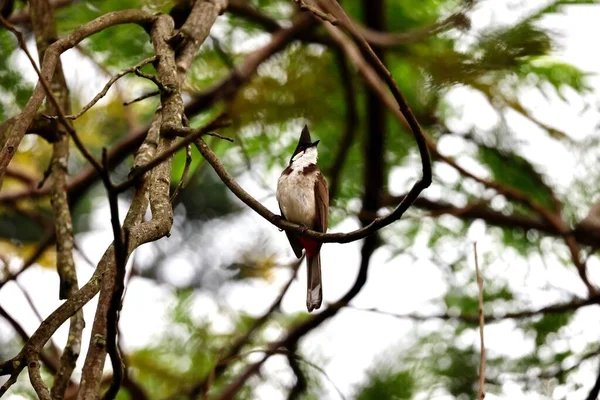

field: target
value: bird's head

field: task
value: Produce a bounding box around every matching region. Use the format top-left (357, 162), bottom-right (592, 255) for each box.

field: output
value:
top-left (290, 125), bottom-right (320, 166)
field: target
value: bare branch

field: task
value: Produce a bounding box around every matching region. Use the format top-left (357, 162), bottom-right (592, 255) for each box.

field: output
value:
top-left (123, 90), bottom-right (160, 106)
top-left (0, 230), bottom-right (55, 290)
top-left (47, 56), bottom-right (156, 121)
top-left (115, 114), bottom-right (229, 193)
top-left (79, 2), bottom-right (229, 397)
top-left (180, 258), bottom-right (303, 399)
top-left (170, 144), bottom-right (192, 203)
top-left (133, 67), bottom-right (170, 93)
top-left (0, 16), bottom-right (313, 205)
top-left (346, 292), bottom-right (600, 324)
top-left (474, 243), bottom-right (485, 400)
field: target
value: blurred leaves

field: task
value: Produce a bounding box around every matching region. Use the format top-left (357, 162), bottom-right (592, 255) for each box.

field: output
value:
top-left (478, 145), bottom-right (558, 211)
top-left (0, 0), bottom-right (598, 398)
top-left (355, 368), bottom-right (415, 400)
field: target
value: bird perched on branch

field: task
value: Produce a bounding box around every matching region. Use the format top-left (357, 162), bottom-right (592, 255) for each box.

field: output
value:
top-left (277, 125), bottom-right (329, 312)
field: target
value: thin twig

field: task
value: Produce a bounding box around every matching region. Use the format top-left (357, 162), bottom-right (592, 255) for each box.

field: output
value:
top-left (0, 10), bottom-right (155, 186)
top-left (183, 258), bottom-right (303, 399)
top-left (0, 15), bottom-right (105, 176)
top-left (474, 242), bottom-right (485, 400)
top-left (115, 113), bottom-right (229, 193)
top-left (205, 131), bottom-right (234, 142)
top-left (286, 344), bottom-right (307, 400)
top-left (170, 143), bottom-right (192, 202)
top-left (134, 67), bottom-right (170, 92)
top-left (45, 56), bottom-right (156, 120)
top-left (345, 288), bottom-right (600, 323)
top-left (0, 230), bottom-right (55, 290)
top-left (123, 90), bottom-right (160, 106)
top-left (218, 348), bottom-right (347, 400)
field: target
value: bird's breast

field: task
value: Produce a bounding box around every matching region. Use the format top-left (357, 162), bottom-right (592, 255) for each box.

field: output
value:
top-left (277, 171), bottom-right (317, 227)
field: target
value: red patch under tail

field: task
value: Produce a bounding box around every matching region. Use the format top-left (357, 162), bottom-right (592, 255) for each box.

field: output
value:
top-left (300, 237), bottom-right (320, 258)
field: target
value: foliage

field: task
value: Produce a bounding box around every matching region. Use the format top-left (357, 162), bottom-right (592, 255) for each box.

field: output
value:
top-left (1, 0), bottom-right (599, 399)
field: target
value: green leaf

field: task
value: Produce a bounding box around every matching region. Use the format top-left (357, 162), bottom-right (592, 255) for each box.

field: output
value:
top-left (478, 145), bottom-right (557, 211)
top-left (527, 312), bottom-right (574, 347)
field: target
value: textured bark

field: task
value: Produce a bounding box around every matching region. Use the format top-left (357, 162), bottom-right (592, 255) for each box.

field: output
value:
top-left (28, 0), bottom-right (84, 398)
top-left (78, 2), bottom-right (227, 398)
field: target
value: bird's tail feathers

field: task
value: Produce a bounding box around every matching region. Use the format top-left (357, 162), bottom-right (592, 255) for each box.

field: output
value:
top-left (306, 254), bottom-right (322, 312)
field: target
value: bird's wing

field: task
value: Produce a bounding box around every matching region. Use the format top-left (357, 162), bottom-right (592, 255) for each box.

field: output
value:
top-left (279, 206), bottom-right (304, 258)
top-left (314, 172), bottom-right (329, 234)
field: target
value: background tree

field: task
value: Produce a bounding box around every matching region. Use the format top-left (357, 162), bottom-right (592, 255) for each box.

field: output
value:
top-left (0, 0), bottom-right (599, 399)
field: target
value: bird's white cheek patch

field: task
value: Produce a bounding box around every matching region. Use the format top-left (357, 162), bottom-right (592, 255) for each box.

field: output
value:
top-left (292, 151), bottom-right (305, 162)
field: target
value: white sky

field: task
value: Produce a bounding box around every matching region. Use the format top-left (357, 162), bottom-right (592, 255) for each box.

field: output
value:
top-left (2, 1), bottom-right (600, 399)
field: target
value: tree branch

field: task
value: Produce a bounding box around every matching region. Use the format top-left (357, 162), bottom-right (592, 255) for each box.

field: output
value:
top-left (474, 243), bottom-right (485, 400)
top-left (48, 56), bottom-right (156, 121)
top-left (0, 9), bottom-right (154, 188)
top-left (26, 1), bottom-right (85, 398)
top-left (181, 258), bottom-right (302, 399)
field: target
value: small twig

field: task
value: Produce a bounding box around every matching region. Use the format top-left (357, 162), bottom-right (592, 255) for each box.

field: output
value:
top-left (218, 348), bottom-right (346, 400)
top-left (205, 131), bottom-right (234, 142)
top-left (286, 344), bottom-right (307, 400)
top-left (0, 15), bottom-right (104, 175)
top-left (170, 143), bottom-right (192, 202)
top-left (37, 162), bottom-right (52, 189)
top-left (134, 67), bottom-right (171, 93)
top-left (123, 90), bottom-right (159, 106)
top-left (0, 230), bottom-right (55, 290)
top-left (45, 56), bottom-right (156, 120)
top-left (14, 280), bottom-right (45, 329)
top-left (474, 242), bottom-right (485, 400)
top-left (115, 113), bottom-right (230, 193)
top-left (178, 258), bottom-right (303, 400)
top-left (294, 0), bottom-right (338, 25)
top-left (210, 34), bottom-right (235, 69)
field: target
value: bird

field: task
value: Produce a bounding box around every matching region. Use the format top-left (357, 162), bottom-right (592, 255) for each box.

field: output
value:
top-left (276, 125), bottom-right (329, 312)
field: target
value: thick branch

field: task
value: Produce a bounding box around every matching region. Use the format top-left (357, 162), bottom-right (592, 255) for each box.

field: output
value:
top-left (27, 0), bottom-right (85, 398)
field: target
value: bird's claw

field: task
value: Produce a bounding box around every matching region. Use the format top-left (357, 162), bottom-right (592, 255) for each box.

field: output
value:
top-left (271, 214), bottom-right (284, 231)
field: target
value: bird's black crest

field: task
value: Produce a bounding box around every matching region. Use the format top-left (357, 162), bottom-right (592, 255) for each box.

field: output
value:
top-left (290, 125), bottom-right (320, 165)
top-left (298, 125), bottom-right (312, 147)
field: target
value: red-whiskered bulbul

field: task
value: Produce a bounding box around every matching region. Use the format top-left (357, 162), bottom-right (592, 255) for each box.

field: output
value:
top-left (276, 125), bottom-right (329, 312)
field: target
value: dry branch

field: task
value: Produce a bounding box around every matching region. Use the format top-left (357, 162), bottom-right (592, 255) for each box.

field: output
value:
top-left (51, 56), bottom-right (157, 121)
top-left (26, 0), bottom-right (85, 397)
top-left (474, 243), bottom-right (485, 400)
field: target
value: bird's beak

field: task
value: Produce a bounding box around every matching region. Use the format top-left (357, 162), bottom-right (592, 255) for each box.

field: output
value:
top-left (311, 140), bottom-right (320, 147)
